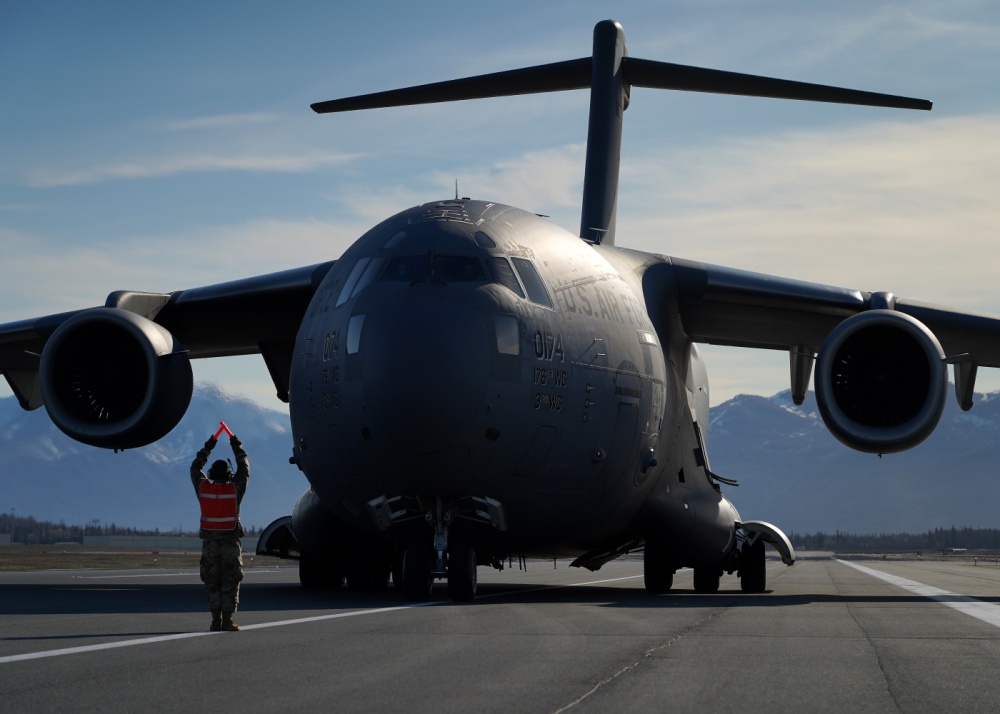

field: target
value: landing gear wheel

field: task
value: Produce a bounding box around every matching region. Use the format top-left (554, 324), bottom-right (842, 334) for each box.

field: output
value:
top-left (401, 543), bottom-right (434, 601)
top-left (299, 550), bottom-right (325, 589)
top-left (643, 542), bottom-right (674, 593)
top-left (693, 567), bottom-right (720, 593)
top-left (447, 543), bottom-right (477, 602)
top-left (740, 539), bottom-right (767, 593)
top-left (392, 551), bottom-right (404, 591)
top-left (299, 550), bottom-right (343, 589)
top-left (346, 559), bottom-right (391, 590)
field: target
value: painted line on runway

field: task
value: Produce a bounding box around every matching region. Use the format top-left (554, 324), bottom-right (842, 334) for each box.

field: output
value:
top-left (472, 573), bottom-right (644, 602)
top-left (0, 631), bottom-right (214, 664)
top-left (72, 568), bottom-right (288, 580)
top-left (0, 573), bottom-right (643, 665)
top-left (836, 559), bottom-right (1000, 629)
top-left (0, 603), bottom-right (432, 665)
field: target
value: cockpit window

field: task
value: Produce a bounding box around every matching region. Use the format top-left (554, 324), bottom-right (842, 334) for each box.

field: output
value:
top-left (336, 257), bottom-right (386, 307)
top-left (510, 257), bottom-right (553, 308)
top-left (383, 255), bottom-right (428, 282)
top-left (474, 231), bottom-right (497, 249)
top-left (434, 255), bottom-right (486, 282)
top-left (381, 254), bottom-right (487, 284)
top-left (488, 257), bottom-right (525, 298)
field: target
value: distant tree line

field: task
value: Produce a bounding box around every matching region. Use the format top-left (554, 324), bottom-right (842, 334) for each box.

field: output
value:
top-left (789, 527), bottom-right (1000, 552)
top-left (0, 514), bottom-right (260, 545)
top-left (3, 513), bottom-right (999, 551)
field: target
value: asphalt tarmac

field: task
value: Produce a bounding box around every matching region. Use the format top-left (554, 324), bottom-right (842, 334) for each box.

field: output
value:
top-left (3, 554), bottom-right (1000, 713)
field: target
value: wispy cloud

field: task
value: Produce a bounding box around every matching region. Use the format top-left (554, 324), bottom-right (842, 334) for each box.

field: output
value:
top-left (618, 113), bottom-right (1000, 309)
top-left (159, 113), bottom-right (282, 131)
top-left (26, 151), bottom-right (362, 187)
top-left (315, 144), bottom-right (586, 227)
top-left (0, 216), bottom-right (361, 325)
top-left (429, 145), bottom-right (585, 214)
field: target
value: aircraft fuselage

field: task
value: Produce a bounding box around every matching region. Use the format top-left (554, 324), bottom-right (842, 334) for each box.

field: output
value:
top-left (289, 199), bottom-right (738, 568)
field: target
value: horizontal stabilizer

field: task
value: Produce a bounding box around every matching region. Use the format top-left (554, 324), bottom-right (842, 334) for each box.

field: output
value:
top-left (312, 57), bottom-right (591, 113)
top-left (624, 57), bottom-right (932, 111)
top-left (313, 53), bottom-right (931, 115)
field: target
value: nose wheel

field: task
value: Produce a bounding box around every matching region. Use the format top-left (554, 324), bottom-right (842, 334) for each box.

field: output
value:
top-left (400, 543), bottom-right (433, 601)
top-left (447, 542), bottom-right (477, 602)
top-left (399, 541), bottom-right (479, 602)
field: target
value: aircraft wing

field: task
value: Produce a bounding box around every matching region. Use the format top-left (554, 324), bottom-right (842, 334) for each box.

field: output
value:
top-left (667, 256), bottom-right (1000, 374)
top-left (0, 261), bottom-right (335, 410)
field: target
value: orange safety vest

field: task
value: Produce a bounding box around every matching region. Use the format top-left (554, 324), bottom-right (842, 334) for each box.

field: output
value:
top-left (198, 481), bottom-right (239, 531)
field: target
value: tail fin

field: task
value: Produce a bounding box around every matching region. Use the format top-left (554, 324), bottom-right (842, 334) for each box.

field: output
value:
top-left (312, 20), bottom-right (931, 246)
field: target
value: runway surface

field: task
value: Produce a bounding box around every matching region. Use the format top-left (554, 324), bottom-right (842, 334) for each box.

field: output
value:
top-left (3, 554), bottom-right (1000, 713)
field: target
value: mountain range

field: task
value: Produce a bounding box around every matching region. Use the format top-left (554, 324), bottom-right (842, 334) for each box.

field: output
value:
top-left (708, 390), bottom-right (1000, 534)
top-left (0, 385), bottom-right (308, 533)
top-left (2, 385), bottom-right (999, 535)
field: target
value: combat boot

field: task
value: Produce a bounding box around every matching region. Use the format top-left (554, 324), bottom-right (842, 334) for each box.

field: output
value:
top-left (222, 612), bottom-right (240, 631)
top-left (210, 609), bottom-right (222, 631)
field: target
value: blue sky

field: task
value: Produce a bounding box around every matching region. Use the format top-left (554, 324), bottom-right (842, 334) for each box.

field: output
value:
top-left (2, 1), bottom-right (999, 409)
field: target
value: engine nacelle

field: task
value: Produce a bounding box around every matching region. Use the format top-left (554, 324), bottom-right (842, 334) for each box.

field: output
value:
top-left (815, 310), bottom-right (947, 454)
top-left (40, 308), bottom-right (193, 450)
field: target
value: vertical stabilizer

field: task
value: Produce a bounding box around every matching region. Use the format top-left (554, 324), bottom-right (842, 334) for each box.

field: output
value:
top-left (579, 20), bottom-right (627, 246)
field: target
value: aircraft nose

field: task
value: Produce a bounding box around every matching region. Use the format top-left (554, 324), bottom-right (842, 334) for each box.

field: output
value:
top-left (362, 297), bottom-right (490, 453)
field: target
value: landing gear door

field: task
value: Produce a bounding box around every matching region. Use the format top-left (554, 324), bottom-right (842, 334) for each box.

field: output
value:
top-left (741, 520), bottom-right (796, 566)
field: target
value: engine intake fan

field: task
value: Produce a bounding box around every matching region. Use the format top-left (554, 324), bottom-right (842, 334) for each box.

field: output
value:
top-left (814, 310), bottom-right (947, 454)
top-left (40, 308), bottom-right (193, 449)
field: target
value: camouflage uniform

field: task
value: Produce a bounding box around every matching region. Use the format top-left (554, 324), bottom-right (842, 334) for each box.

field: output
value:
top-left (191, 434), bottom-right (249, 627)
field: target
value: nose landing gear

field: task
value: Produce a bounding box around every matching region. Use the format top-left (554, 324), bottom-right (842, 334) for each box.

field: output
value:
top-left (447, 542), bottom-right (477, 602)
top-left (401, 542), bottom-right (434, 601)
top-left (398, 532), bottom-right (477, 603)
top-left (371, 494), bottom-right (504, 602)
top-left (394, 496), bottom-right (502, 602)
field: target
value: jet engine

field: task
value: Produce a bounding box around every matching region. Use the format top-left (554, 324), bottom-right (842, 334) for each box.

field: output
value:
top-left (814, 310), bottom-right (947, 454)
top-left (39, 308), bottom-right (193, 450)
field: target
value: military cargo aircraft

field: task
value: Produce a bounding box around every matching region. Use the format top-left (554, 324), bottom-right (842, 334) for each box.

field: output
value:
top-left (3, 20), bottom-right (998, 602)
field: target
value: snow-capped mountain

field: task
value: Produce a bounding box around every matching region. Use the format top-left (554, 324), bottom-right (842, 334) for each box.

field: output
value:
top-left (0, 385), bottom-right (306, 533)
top-left (3, 385), bottom-right (999, 535)
top-left (708, 390), bottom-right (1000, 534)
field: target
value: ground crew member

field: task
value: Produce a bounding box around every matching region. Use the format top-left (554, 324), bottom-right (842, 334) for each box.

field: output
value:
top-left (191, 428), bottom-right (249, 631)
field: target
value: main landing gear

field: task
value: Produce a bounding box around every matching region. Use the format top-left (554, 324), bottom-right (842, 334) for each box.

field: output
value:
top-left (692, 567), bottom-right (721, 593)
top-left (298, 548), bottom-right (392, 590)
top-left (739, 537), bottom-right (766, 593)
top-left (642, 521), bottom-right (795, 594)
top-left (643, 541), bottom-right (674, 593)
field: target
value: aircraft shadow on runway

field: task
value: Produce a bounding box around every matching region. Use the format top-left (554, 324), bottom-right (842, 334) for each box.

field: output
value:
top-left (4, 579), bottom-right (997, 618)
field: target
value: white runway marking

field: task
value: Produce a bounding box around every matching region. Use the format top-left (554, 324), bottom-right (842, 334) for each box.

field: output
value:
top-left (0, 604), bottom-right (423, 665)
top-left (0, 572), bottom-right (643, 666)
top-left (72, 568), bottom-right (286, 580)
top-left (836, 559), bottom-right (1000, 629)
